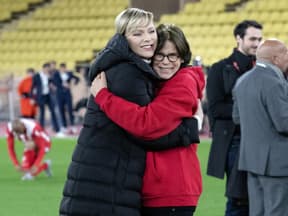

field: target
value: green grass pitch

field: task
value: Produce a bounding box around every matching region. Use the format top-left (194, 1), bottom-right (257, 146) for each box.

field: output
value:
top-left (0, 137), bottom-right (225, 216)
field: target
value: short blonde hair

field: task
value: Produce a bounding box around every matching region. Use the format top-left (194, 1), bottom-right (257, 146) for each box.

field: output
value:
top-left (12, 119), bottom-right (25, 134)
top-left (115, 8), bottom-right (154, 35)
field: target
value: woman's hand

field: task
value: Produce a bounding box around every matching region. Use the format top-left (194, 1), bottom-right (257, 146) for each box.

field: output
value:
top-left (90, 71), bottom-right (107, 97)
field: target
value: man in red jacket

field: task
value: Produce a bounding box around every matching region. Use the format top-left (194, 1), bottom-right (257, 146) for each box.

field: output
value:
top-left (6, 118), bottom-right (52, 180)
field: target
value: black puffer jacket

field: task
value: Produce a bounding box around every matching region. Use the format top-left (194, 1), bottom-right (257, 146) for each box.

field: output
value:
top-left (59, 34), bottom-right (197, 216)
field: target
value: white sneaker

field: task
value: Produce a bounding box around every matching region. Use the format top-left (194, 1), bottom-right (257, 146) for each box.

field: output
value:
top-left (70, 126), bottom-right (78, 134)
top-left (21, 172), bottom-right (34, 181)
top-left (60, 127), bottom-right (68, 133)
top-left (44, 159), bottom-right (53, 177)
top-left (55, 131), bottom-right (66, 138)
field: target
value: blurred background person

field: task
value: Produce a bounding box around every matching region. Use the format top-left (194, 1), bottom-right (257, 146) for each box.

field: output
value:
top-left (30, 62), bottom-right (64, 137)
top-left (49, 60), bottom-right (59, 76)
top-left (6, 118), bottom-right (52, 181)
top-left (52, 62), bottom-right (79, 134)
top-left (49, 60), bottom-right (63, 129)
top-left (17, 68), bottom-right (37, 119)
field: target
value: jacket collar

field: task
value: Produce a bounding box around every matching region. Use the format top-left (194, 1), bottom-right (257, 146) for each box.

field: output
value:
top-left (229, 48), bottom-right (256, 74)
top-left (256, 60), bottom-right (286, 81)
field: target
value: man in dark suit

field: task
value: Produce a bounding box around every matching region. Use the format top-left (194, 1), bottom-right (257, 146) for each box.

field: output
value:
top-left (232, 39), bottom-right (288, 216)
top-left (52, 62), bottom-right (79, 132)
top-left (206, 20), bottom-right (262, 215)
top-left (31, 62), bottom-right (63, 136)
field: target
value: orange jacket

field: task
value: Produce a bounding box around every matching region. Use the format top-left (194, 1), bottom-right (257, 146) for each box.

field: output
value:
top-left (18, 76), bottom-right (37, 117)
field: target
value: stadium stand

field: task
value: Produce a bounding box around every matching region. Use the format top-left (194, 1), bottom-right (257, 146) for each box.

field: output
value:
top-left (0, 0), bottom-right (287, 74)
top-left (0, 0), bottom-right (45, 22)
top-left (0, 0), bottom-right (128, 76)
top-left (0, 0), bottom-right (287, 131)
top-left (159, 0), bottom-right (288, 66)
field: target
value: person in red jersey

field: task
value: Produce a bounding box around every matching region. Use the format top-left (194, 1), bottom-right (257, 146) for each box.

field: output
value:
top-left (91, 24), bottom-right (205, 216)
top-left (6, 118), bottom-right (52, 180)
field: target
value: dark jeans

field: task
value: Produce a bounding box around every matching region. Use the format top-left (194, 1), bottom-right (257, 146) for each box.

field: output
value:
top-left (38, 94), bottom-right (60, 132)
top-left (141, 206), bottom-right (196, 216)
top-left (226, 198), bottom-right (249, 216)
top-left (57, 91), bottom-right (74, 127)
top-left (225, 135), bottom-right (249, 216)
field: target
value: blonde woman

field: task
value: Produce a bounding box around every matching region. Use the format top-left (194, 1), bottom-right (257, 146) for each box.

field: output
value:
top-left (59, 8), bottom-right (198, 216)
top-left (91, 24), bottom-right (204, 216)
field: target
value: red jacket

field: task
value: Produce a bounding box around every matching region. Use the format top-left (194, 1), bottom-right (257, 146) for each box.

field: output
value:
top-left (95, 66), bottom-right (205, 207)
top-left (18, 76), bottom-right (37, 117)
top-left (6, 118), bottom-right (51, 168)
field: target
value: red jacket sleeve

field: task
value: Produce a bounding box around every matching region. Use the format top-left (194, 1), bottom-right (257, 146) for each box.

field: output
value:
top-left (6, 126), bottom-right (19, 167)
top-left (95, 69), bottom-right (200, 139)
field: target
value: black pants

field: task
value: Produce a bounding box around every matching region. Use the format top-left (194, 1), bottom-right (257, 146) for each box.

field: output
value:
top-left (141, 206), bottom-right (196, 216)
top-left (225, 135), bottom-right (249, 216)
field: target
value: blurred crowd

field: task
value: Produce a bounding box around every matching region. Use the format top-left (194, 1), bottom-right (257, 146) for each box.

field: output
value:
top-left (15, 60), bottom-right (90, 137)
